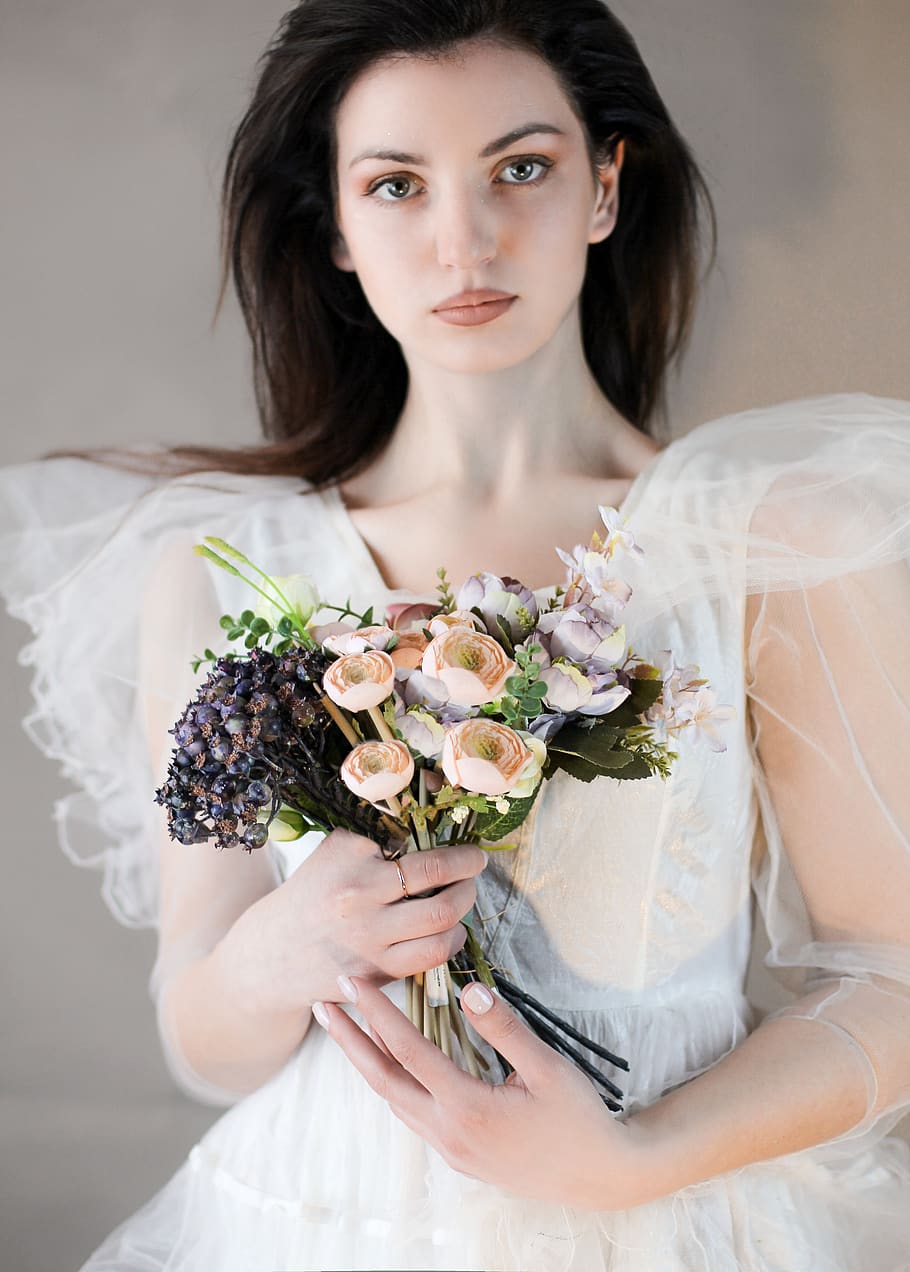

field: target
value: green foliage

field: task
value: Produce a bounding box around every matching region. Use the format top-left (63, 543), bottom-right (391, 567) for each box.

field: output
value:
top-left (497, 642), bottom-right (546, 729)
top-left (435, 567), bottom-right (455, 615)
top-left (544, 716), bottom-right (674, 783)
top-left (471, 785), bottom-right (540, 842)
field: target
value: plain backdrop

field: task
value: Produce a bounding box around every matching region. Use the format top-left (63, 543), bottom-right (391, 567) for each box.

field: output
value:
top-left (1, 2), bottom-right (908, 1268)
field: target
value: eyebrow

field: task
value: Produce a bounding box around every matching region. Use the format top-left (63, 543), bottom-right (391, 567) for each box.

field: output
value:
top-left (347, 122), bottom-right (567, 169)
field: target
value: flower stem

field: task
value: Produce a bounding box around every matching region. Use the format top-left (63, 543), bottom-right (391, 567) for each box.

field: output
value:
top-left (367, 705), bottom-right (395, 742)
top-left (320, 695), bottom-right (360, 748)
top-left (462, 918), bottom-right (497, 990)
top-left (447, 974), bottom-right (484, 1078)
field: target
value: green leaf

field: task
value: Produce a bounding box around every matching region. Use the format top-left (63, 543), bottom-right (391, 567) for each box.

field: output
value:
top-left (470, 786), bottom-right (540, 842)
top-left (546, 752), bottom-right (615, 783)
top-left (219, 615), bottom-right (235, 631)
top-left (203, 648), bottom-right (216, 661)
top-left (547, 721), bottom-right (622, 764)
top-left (226, 627), bottom-right (245, 641)
top-left (629, 677), bottom-right (663, 712)
top-left (249, 617), bottom-right (271, 637)
top-left (358, 606), bottom-right (374, 628)
top-left (614, 755), bottom-right (657, 780)
top-left (277, 617), bottom-right (293, 636)
top-left (240, 609), bottom-right (255, 627)
top-left (244, 633), bottom-right (258, 649)
top-left (494, 617), bottom-right (515, 656)
top-left (526, 680), bottom-right (547, 698)
top-left (505, 676), bottom-right (526, 694)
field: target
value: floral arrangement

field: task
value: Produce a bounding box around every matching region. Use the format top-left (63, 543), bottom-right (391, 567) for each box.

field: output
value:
top-left (154, 507), bottom-right (733, 1109)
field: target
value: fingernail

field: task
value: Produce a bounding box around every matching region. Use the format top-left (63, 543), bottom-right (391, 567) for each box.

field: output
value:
top-left (312, 1001), bottom-right (329, 1029)
top-left (462, 983), bottom-right (494, 1014)
top-left (337, 974), bottom-right (358, 1003)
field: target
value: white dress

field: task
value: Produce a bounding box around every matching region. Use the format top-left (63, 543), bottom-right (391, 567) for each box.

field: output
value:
top-left (1, 393), bottom-right (909, 1271)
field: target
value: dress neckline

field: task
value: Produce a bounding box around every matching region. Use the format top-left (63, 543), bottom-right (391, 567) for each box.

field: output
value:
top-left (318, 438), bottom-right (677, 604)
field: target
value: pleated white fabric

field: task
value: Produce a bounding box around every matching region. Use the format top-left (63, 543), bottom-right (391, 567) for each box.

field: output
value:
top-left (1, 392), bottom-right (909, 1270)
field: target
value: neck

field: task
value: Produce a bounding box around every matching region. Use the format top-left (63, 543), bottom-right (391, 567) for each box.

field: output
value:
top-left (345, 308), bottom-right (654, 509)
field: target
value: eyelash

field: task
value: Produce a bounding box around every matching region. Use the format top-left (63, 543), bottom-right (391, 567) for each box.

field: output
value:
top-left (364, 156), bottom-right (555, 204)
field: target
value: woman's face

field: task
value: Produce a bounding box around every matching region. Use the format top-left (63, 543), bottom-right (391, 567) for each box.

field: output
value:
top-left (332, 39), bottom-right (623, 375)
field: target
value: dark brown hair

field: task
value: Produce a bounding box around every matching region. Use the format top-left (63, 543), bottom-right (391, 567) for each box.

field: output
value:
top-left (44, 0), bottom-right (717, 486)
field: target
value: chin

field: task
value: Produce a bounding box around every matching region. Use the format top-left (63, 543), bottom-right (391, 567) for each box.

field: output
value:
top-left (408, 325), bottom-right (560, 376)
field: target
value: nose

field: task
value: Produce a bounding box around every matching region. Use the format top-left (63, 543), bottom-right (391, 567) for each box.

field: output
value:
top-left (434, 186), bottom-right (496, 270)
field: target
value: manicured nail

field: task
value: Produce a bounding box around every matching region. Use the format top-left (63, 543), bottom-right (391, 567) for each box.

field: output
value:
top-left (312, 1001), bottom-right (329, 1029)
top-left (462, 983), bottom-right (494, 1014)
top-left (337, 974), bottom-right (358, 1003)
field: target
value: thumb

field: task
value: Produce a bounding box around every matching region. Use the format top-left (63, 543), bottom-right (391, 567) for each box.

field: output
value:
top-left (460, 982), bottom-right (551, 1089)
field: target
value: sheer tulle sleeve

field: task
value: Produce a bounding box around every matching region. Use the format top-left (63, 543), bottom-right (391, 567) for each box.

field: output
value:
top-left (621, 391), bottom-right (910, 1150)
top-left (744, 482), bottom-right (910, 1148)
top-left (0, 456), bottom-right (283, 1106)
top-left (138, 532), bottom-right (282, 1106)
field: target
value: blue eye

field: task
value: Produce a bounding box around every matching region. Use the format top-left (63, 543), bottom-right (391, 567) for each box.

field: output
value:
top-left (370, 175), bottom-right (418, 201)
top-left (497, 158), bottom-right (552, 185)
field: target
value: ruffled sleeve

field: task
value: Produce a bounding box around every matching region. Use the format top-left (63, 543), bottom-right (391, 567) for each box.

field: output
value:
top-left (0, 457), bottom-right (171, 929)
top-left (0, 455), bottom-right (287, 1105)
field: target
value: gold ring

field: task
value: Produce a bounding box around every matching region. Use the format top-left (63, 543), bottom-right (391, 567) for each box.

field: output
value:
top-left (395, 859), bottom-right (410, 899)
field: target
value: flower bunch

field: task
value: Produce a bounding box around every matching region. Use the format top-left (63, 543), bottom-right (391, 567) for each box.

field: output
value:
top-left (157, 508), bottom-right (733, 1107)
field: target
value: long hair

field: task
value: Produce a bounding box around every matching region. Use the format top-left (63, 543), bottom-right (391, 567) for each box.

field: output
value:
top-left (44, 0), bottom-right (717, 486)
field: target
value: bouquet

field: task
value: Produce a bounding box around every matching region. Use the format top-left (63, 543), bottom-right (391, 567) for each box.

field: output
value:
top-left (154, 506), bottom-right (733, 1110)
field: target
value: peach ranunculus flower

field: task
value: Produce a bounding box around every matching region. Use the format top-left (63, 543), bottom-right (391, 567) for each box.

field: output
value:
top-left (427, 609), bottom-right (487, 637)
top-left (322, 650), bottom-right (395, 712)
top-left (388, 630), bottom-right (429, 670)
top-left (421, 627), bottom-right (515, 706)
top-left (341, 740), bottom-right (415, 804)
top-left (440, 719), bottom-right (532, 797)
top-left (323, 624), bottom-right (396, 656)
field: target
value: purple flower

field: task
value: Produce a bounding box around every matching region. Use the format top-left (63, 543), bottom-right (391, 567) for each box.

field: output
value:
top-left (540, 662), bottom-right (593, 712)
top-left (455, 572), bottom-right (539, 640)
top-left (535, 606), bottom-right (627, 669)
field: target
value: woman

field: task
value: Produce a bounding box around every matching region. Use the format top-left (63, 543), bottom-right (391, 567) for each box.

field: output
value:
top-left (1, 1), bottom-right (909, 1268)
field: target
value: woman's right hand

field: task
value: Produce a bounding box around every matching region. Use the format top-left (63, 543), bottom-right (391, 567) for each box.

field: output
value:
top-left (219, 829), bottom-right (487, 1017)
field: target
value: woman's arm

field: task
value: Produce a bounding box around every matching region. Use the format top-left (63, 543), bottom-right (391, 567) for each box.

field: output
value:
top-left (622, 559), bottom-right (910, 1205)
top-left (623, 1005), bottom-right (872, 1204)
top-left (156, 909), bottom-right (316, 1101)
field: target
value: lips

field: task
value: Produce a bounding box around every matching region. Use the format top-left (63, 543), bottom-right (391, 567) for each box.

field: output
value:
top-left (433, 289), bottom-right (516, 312)
top-left (432, 290), bottom-right (517, 328)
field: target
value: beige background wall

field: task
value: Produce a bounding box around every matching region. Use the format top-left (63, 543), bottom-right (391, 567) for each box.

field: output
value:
top-left (1, 2), bottom-right (907, 1267)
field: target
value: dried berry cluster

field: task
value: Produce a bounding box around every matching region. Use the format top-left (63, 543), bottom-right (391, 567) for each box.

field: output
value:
top-left (154, 646), bottom-right (332, 851)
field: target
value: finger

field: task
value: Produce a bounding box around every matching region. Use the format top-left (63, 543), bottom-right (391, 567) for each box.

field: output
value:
top-left (315, 999), bottom-right (432, 1118)
top-left (368, 1024), bottom-right (395, 1061)
top-left (370, 845), bottom-right (486, 904)
top-left (380, 922), bottom-right (468, 980)
top-left (459, 983), bottom-right (553, 1092)
top-left (340, 976), bottom-right (474, 1101)
top-left (378, 877), bottom-right (477, 945)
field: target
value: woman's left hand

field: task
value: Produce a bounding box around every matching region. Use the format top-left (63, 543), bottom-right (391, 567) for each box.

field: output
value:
top-left (314, 975), bottom-right (654, 1211)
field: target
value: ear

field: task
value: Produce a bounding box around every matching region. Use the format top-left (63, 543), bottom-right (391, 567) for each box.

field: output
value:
top-left (588, 137), bottom-right (625, 245)
top-left (330, 229), bottom-right (356, 273)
